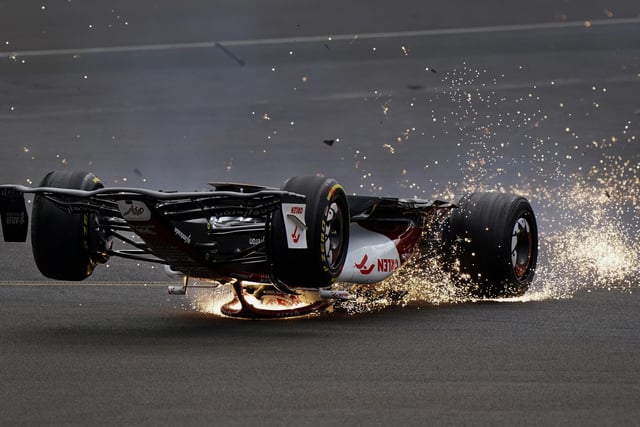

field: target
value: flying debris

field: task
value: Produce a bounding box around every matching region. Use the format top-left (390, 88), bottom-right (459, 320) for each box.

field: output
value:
top-left (215, 42), bottom-right (246, 66)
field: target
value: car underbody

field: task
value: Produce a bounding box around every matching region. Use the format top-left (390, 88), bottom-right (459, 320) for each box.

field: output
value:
top-left (1, 171), bottom-right (538, 318)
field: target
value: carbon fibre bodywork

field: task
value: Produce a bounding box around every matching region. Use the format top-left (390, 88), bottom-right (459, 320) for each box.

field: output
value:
top-left (0, 182), bottom-right (452, 287)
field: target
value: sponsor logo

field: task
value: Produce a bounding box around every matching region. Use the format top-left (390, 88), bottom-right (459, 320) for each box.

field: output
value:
top-left (290, 206), bottom-right (304, 215)
top-left (123, 205), bottom-right (145, 217)
top-left (377, 258), bottom-right (399, 273)
top-left (354, 254), bottom-right (399, 275)
top-left (174, 227), bottom-right (191, 244)
top-left (117, 200), bottom-right (151, 221)
top-left (355, 254), bottom-right (375, 275)
top-left (249, 237), bottom-right (264, 246)
top-left (291, 224), bottom-right (301, 243)
top-left (211, 206), bottom-right (276, 217)
top-left (4, 212), bottom-right (26, 225)
top-left (282, 203), bottom-right (307, 249)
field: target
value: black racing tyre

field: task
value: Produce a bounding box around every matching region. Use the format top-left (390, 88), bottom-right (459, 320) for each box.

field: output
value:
top-left (444, 192), bottom-right (538, 297)
top-left (270, 176), bottom-right (350, 288)
top-left (31, 171), bottom-right (106, 281)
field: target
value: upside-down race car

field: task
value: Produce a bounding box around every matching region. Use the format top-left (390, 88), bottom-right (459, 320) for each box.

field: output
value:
top-left (0, 171), bottom-right (538, 318)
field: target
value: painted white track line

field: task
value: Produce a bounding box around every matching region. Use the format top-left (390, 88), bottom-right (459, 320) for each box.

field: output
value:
top-left (0, 281), bottom-right (169, 286)
top-left (1, 17), bottom-right (639, 58)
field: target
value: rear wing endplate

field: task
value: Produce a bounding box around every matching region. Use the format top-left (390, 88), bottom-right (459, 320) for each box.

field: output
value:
top-left (0, 188), bottom-right (29, 242)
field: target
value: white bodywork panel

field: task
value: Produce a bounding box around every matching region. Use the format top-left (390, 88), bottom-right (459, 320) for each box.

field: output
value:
top-left (338, 224), bottom-right (401, 284)
top-left (281, 203), bottom-right (308, 249)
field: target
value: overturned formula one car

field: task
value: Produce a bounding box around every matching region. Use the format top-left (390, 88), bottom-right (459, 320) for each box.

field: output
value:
top-left (0, 171), bottom-right (538, 318)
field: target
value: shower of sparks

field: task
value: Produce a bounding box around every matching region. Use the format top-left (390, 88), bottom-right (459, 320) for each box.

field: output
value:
top-left (188, 286), bottom-right (234, 316)
top-left (337, 63), bottom-right (639, 314)
top-left (192, 62), bottom-right (639, 317)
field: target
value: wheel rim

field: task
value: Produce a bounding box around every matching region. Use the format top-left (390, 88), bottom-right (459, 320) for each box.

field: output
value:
top-left (324, 201), bottom-right (345, 269)
top-left (511, 216), bottom-right (533, 279)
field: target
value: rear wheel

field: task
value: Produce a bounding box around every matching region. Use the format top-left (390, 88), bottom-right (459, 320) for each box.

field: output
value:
top-left (270, 176), bottom-right (349, 288)
top-left (444, 192), bottom-right (538, 297)
top-left (31, 170), bottom-right (109, 280)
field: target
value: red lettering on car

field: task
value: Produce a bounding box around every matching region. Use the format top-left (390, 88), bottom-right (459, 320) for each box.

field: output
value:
top-left (377, 258), bottom-right (399, 272)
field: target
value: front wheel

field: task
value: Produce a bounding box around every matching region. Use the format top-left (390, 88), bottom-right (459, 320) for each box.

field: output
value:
top-left (444, 192), bottom-right (538, 297)
top-left (269, 176), bottom-right (350, 288)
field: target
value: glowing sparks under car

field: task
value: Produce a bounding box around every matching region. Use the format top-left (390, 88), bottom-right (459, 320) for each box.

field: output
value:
top-left (190, 61), bottom-right (639, 317)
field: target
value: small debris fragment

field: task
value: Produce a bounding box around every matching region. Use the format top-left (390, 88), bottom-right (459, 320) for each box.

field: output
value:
top-left (215, 42), bottom-right (246, 66)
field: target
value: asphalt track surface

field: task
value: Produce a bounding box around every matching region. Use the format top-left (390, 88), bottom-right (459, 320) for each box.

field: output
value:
top-left (1, 2), bottom-right (640, 425)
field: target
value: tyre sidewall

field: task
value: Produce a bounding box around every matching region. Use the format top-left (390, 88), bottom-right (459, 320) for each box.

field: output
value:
top-left (31, 171), bottom-right (103, 280)
top-left (447, 192), bottom-right (538, 297)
